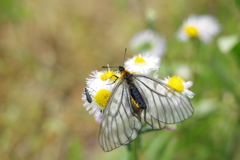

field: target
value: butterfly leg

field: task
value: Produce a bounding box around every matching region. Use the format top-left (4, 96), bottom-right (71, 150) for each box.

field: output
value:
top-left (107, 75), bottom-right (119, 85)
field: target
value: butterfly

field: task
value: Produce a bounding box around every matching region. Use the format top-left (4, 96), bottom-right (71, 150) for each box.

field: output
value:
top-left (99, 66), bottom-right (194, 152)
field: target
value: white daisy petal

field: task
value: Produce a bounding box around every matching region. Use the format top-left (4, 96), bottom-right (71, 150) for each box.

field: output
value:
top-left (183, 81), bottom-right (193, 88)
top-left (183, 90), bottom-right (195, 99)
top-left (130, 29), bottom-right (166, 57)
top-left (197, 15), bottom-right (221, 43)
top-left (162, 76), bottom-right (170, 84)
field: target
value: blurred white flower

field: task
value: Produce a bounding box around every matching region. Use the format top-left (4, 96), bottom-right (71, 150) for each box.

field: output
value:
top-left (163, 76), bottom-right (195, 98)
top-left (124, 53), bottom-right (160, 74)
top-left (177, 15), bottom-right (221, 43)
top-left (174, 65), bottom-right (192, 80)
top-left (130, 29), bottom-right (166, 57)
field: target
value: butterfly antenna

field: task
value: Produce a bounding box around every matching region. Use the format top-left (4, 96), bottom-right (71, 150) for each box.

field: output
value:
top-left (102, 65), bottom-right (118, 68)
top-left (123, 48), bottom-right (127, 66)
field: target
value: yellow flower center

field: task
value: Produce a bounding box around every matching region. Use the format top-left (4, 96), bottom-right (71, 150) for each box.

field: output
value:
top-left (100, 71), bottom-right (118, 82)
top-left (167, 76), bottom-right (184, 92)
top-left (94, 89), bottom-right (111, 109)
top-left (184, 26), bottom-right (198, 38)
top-left (134, 55), bottom-right (146, 65)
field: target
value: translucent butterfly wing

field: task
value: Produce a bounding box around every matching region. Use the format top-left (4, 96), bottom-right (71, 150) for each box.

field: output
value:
top-left (133, 75), bottom-right (194, 124)
top-left (141, 109), bottom-right (166, 130)
top-left (99, 80), bottom-right (142, 152)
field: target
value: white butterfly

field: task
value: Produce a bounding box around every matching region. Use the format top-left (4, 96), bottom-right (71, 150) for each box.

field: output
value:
top-left (99, 66), bottom-right (194, 152)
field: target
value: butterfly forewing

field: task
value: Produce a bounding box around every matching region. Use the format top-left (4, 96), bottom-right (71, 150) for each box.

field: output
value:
top-left (133, 75), bottom-right (194, 124)
top-left (99, 80), bottom-right (142, 152)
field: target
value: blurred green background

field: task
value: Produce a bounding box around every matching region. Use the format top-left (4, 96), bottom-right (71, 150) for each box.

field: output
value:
top-left (1, 0), bottom-right (240, 160)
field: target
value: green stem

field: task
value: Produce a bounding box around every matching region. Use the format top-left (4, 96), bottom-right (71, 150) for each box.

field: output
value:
top-left (190, 39), bottom-right (203, 76)
top-left (140, 125), bottom-right (155, 134)
top-left (127, 137), bottom-right (139, 160)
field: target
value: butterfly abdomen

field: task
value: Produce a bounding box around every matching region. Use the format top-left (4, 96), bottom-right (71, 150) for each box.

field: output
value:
top-left (121, 67), bottom-right (147, 109)
top-left (129, 85), bottom-right (147, 109)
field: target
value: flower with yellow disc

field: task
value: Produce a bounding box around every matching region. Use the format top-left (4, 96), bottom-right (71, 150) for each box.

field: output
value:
top-left (83, 69), bottom-right (118, 117)
top-left (83, 83), bottom-right (114, 116)
top-left (163, 75), bottom-right (195, 98)
top-left (124, 53), bottom-right (160, 74)
top-left (177, 15), bottom-right (220, 43)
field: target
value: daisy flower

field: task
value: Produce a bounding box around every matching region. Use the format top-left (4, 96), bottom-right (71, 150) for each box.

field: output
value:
top-left (82, 83), bottom-right (114, 116)
top-left (124, 53), bottom-right (160, 74)
top-left (130, 29), bottom-right (166, 57)
top-left (163, 75), bottom-right (195, 98)
top-left (177, 15), bottom-right (221, 43)
top-left (83, 69), bottom-right (118, 117)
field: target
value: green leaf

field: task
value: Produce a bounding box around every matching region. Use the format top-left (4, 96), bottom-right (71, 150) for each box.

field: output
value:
top-left (231, 41), bottom-right (240, 68)
top-left (236, 0), bottom-right (240, 10)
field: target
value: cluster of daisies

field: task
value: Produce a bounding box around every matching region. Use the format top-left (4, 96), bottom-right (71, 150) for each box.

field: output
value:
top-left (82, 14), bottom-right (220, 129)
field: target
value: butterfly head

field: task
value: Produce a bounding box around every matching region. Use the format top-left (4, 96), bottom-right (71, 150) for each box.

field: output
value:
top-left (119, 66), bottom-right (125, 72)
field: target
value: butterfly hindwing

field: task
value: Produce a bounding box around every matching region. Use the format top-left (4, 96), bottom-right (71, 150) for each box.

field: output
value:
top-left (133, 75), bottom-right (194, 124)
top-left (141, 109), bottom-right (166, 130)
top-left (99, 80), bottom-right (142, 152)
